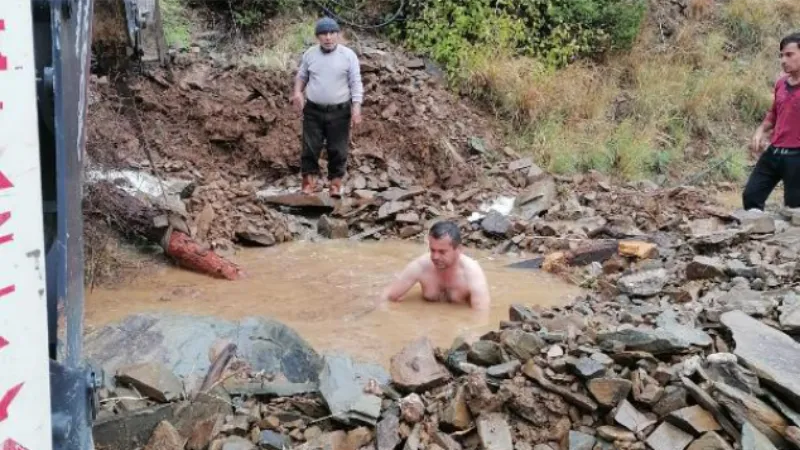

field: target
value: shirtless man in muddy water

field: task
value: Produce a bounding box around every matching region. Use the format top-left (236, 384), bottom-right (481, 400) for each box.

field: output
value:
top-left (380, 221), bottom-right (491, 311)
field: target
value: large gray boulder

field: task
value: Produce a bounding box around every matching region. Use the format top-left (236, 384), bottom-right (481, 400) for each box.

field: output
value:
top-left (84, 313), bottom-right (322, 390)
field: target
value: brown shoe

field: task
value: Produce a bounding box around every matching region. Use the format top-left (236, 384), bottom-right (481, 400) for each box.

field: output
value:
top-left (301, 174), bottom-right (317, 195)
top-left (329, 178), bottom-right (343, 198)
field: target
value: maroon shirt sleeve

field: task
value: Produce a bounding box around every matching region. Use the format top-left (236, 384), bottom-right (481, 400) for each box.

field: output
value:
top-left (764, 78), bottom-right (780, 126)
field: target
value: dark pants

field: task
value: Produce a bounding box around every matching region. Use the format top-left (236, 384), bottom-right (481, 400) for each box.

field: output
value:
top-left (301, 101), bottom-right (351, 180)
top-left (743, 146), bottom-right (800, 210)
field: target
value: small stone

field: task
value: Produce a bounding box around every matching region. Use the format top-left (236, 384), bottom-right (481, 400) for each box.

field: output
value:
top-left (596, 426), bottom-right (636, 442)
top-left (481, 210), bottom-right (511, 236)
top-left (477, 413), bottom-right (514, 450)
top-left (741, 422), bottom-right (778, 450)
top-left (733, 209), bottom-right (776, 234)
top-left (304, 426), bottom-right (323, 442)
top-left (618, 241), bottom-right (658, 260)
top-left (569, 430), bottom-right (596, 450)
top-left (116, 363), bottom-right (183, 403)
top-left (187, 415), bottom-right (224, 450)
top-left (145, 421), bottom-right (185, 450)
top-left (220, 436), bottom-right (256, 450)
top-left (567, 356), bottom-right (606, 380)
top-left (646, 422), bottom-right (694, 450)
top-left (261, 416), bottom-right (280, 431)
top-left (547, 346), bottom-right (565, 359)
top-left (487, 360), bottom-right (521, 378)
top-left (586, 378), bottom-right (632, 408)
top-left (686, 432), bottom-right (734, 450)
top-left (615, 399), bottom-right (656, 433)
top-left (258, 430), bottom-right (288, 450)
top-left (441, 385), bottom-right (472, 431)
top-left (318, 215), bottom-right (348, 239)
top-left (618, 269), bottom-right (668, 297)
top-left (668, 406), bottom-right (721, 436)
top-left (376, 413), bottom-right (400, 450)
top-left (390, 337), bottom-right (451, 392)
top-left (501, 329), bottom-right (546, 361)
top-left (686, 257), bottom-right (726, 280)
top-left (346, 427), bottom-right (373, 449)
top-left (396, 212), bottom-right (420, 224)
top-left (468, 340), bottom-right (505, 366)
top-left (509, 304), bottom-right (538, 323)
top-left (400, 393), bottom-right (425, 424)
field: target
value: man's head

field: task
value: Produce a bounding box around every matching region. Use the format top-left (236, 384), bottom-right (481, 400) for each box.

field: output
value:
top-left (428, 221), bottom-right (462, 270)
top-left (315, 17), bottom-right (340, 52)
top-left (779, 32), bottom-right (800, 76)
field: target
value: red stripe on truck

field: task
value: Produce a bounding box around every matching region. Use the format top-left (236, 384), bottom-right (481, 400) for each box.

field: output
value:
top-left (0, 172), bottom-right (11, 190)
top-left (0, 337), bottom-right (7, 351)
top-left (0, 383), bottom-right (23, 422)
top-left (2, 439), bottom-right (29, 450)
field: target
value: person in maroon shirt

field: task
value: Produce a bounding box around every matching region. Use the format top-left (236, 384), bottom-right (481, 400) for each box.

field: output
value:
top-left (743, 32), bottom-right (800, 210)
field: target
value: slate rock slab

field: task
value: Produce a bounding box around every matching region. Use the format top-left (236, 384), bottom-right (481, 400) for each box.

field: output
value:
top-left (85, 313), bottom-right (322, 392)
top-left (721, 311), bottom-right (800, 410)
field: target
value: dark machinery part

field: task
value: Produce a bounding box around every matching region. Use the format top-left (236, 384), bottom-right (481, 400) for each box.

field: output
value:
top-left (31, 0), bottom-right (99, 448)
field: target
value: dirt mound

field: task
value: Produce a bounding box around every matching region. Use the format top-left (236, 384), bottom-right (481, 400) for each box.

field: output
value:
top-left (86, 45), bottom-right (513, 253)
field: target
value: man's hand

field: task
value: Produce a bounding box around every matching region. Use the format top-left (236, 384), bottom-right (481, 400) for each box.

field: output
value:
top-left (292, 91), bottom-right (305, 114)
top-left (351, 103), bottom-right (363, 127)
top-left (750, 123), bottom-right (773, 157)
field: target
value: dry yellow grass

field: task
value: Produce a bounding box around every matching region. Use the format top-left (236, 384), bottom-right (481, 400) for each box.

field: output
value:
top-left (460, 0), bottom-right (792, 180)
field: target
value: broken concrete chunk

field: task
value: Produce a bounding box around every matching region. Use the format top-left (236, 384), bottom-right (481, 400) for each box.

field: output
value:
top-left (778, 293), bottom-right (800, 332)
top-left (116, 362), bottom-right (183, 403)
top-left (668, 406), bottom-right (721, 436)
top-left (716, 288), bottom-right (777, 318)
top-left (145, 421), bottom-right (186, 450)
top-left (378, 200), bottom-right (411, 219)
top-left (432, 431), bottom-right (463, 450)
top-left (646, 422), bottom-right (694, 450)
top-left (389, 337), bottom-right (451, 392)
top-left (597, 327), bottom-right (702, 355)
top-left (522, 361), bottom-right (598, 412)
top-left (617, 269), bottom-right (668, 297)
top-left (704, 353), bottom-right (761, 396)
top-left (721, 311), bottom-right (800, 411)
top-left (587, 378), bottom-right (632, 408)
top-left (615, 399), bottom-right (657, 433)
top-left (686, 432), bottom-right (734, 450)
top-left (477, 413), bottom-right (514, 450)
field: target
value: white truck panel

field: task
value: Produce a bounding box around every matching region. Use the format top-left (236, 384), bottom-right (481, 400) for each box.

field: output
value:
top-left (0, 0), bottom-right (54, 448)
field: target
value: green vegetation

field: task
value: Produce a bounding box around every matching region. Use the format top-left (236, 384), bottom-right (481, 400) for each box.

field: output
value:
top-left (242, 19), bottom-right (316, 70)
top-left (194, 0), bottom-right (303, 32)
top-left (161, 0), bottom-right (192, 49)
top-left (389, 0), bottom-right (800, 181)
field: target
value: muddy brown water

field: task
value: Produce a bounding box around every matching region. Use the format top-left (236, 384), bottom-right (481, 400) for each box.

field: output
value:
top-left (85, 240), bottom-right (581, 366)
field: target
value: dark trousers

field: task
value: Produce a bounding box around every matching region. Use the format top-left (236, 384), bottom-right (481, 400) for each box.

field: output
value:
top-left (743, 146), bottom-right (800, 210)
top-left (301, 101), bottom-right (351, 180)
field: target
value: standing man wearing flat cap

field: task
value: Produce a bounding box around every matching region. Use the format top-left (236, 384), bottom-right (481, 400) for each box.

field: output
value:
top-left (292, 17), bottom-right (364, 197)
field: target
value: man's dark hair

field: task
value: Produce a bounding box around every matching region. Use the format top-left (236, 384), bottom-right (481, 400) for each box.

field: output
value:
top-left (780, 32), bottom-right (800, 51)
top-left (429, 220), bottom-right (462, 247)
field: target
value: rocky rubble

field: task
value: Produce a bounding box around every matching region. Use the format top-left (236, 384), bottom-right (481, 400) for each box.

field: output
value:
top-left (104, 287), bottom-right (800, 450)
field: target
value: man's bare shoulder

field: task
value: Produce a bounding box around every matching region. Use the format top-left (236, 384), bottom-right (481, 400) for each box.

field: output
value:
top-left (459, 253), bottom-right (486, 275)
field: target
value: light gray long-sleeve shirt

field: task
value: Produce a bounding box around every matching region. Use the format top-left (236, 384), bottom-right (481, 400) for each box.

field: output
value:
top-left (296, 44), bottom-right (364, 105)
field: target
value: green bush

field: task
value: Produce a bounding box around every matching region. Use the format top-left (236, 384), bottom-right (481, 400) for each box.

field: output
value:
top-left (189, 0), bottom-right (302, 31)
top-left (394, 0), bottom-right (646, 71)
